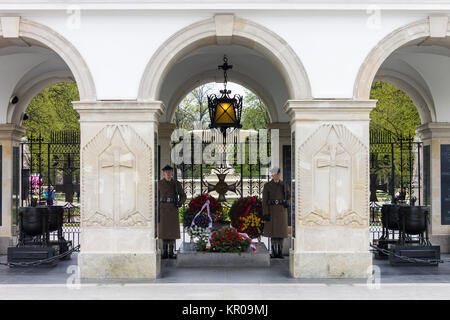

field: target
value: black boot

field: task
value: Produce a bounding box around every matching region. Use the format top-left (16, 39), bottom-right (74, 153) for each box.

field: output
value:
top-left (169, 243), bottom-right (177, 259)
top-left (277, 243), bottom-right (284, 259)
top-left (270, 242), bottom-right (277, 259)
top-left (161, 242), bottom-right (169, 260)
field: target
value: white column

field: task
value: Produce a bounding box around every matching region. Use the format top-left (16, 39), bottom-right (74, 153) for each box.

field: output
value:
top-left (74, 101), bottom-right (164, 279)
top-left (0, 124), bottom-right (25, 254)
top-left (267, 122), bottom-right (290, 177)
top-left (287, 100), bottom-right (375, 278)
top-left (416, 122), bottom-right (450, 253)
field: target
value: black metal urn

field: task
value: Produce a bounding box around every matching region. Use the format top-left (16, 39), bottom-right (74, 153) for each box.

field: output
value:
top-left (398, 206), bottom-right (428, 235)
top-left (19, 207), bottom-right (48, 236)
top-left (381, 204), bottom-right (404, 230)
top-left (19, 206), bottom-right (64, 236)
top-left (41, 205), bottom-right (64, 232)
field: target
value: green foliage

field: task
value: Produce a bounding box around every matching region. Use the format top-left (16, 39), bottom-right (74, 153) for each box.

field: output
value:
top-left (370, 81), bottom-right (421, 137)
top-left (241, 89), bottom-right (270, 130)
top-left (174, 84), bottom-right (213, 130)
top-left (369, 81), bottom-right (421, 188)
top-left (22, 82), bottom-right (80, 140)
top-left (21, 83), bottom-right (80, 185)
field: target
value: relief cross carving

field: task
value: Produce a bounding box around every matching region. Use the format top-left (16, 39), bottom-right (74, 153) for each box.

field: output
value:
top-left (316, 143), bottom-right (349, 224)
top-left (100, 145), bottom-right (133, 225)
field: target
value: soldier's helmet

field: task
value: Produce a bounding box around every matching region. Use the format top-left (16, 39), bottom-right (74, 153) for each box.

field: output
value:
top-left (162, 165), bottom-right (173, 171)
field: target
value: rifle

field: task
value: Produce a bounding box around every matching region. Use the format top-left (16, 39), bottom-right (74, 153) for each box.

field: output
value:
top-left (173, 164), bottom-right (181, 208)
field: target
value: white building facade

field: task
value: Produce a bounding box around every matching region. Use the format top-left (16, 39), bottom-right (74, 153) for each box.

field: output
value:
top-left (0, 0), bottom-right (450, 279)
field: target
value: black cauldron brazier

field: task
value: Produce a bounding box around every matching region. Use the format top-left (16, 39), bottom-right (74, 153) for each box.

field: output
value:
top-left (41, 205), bottom-right (64, 232)
top-left (381, 204), bottom-right (405, 230)
top-left (19, 207), bottom-right (48, 236)
top-left (398, 205), bottom-right (428, 235)
top-left (18, 205), bottom-right (65, 241)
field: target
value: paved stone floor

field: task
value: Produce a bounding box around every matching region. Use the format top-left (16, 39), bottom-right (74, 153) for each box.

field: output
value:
top-left (0, 253), bottom-right (449, 299)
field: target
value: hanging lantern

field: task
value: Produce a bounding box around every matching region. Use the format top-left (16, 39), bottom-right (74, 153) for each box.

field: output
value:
top-left (208, 55), bottom-right (242, 133)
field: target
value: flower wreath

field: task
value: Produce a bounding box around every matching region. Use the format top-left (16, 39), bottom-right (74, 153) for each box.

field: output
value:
top-left (183, 193), bottom-right (222, 229)
top-left (229, 196), bottom-right (264, 239)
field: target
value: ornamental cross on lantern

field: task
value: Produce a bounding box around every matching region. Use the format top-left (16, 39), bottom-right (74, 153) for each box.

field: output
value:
top-left (203, 167), bottom-right (241, 202)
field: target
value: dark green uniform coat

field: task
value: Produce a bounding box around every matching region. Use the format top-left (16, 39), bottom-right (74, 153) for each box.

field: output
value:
top-left (262, 179), bottom-right (290, 238)
top-left (158, 178), bottom-right (187, 240)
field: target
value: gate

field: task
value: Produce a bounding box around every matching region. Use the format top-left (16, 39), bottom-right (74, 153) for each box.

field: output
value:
top-left (167, 129), bottom-right (286, 246)
top-left (20, 130), bottom-right (80, 246)
top-left (369, 128), bottom-right (423, 242)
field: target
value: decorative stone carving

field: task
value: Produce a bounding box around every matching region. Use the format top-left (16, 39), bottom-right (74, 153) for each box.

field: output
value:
top-left (297, 124), bottom-right (368, 227)
top-left (82, 125), bottom-right (152, 228)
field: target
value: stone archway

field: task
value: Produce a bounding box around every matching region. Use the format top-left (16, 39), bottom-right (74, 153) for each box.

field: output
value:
top-left (137, 14), bottom-right (312, 103)
top-left (373, 71), bottom-right (435, 124)
top-left (166, 70), bottom-right (278, 123)
top-left (8, 70), bottom-right (75, 125)
top-left (353, 16), bottom-right (447, 105)
top-left (135, 14), bottom-right (311, 278)
top-left (0, 17), bottom-right (97, 255)
top-left (9, 18), bottom-right (97, 102)
top-left (355, 16), bottom-right (450, 253)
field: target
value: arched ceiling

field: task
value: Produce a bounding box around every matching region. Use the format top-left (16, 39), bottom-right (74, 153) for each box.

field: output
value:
top-left (0, 40), bottom-right (74, 124)
top-left (159, 44), bottom-right (290, 123)
top-left (375, 42), bottom-right (450, 123)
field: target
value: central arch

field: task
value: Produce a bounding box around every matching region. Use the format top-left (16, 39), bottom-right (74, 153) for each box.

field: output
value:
top-left (137, 15), bottom-right (312, 105)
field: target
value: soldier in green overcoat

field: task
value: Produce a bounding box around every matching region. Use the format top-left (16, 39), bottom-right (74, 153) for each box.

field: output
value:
top-left (262, 167), bottom-right (291, 258)
top-left (158, 165), bottom-right (187, 259)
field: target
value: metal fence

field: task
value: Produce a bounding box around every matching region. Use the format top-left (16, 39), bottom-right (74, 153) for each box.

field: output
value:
top-left (50, 223), bottom-right (80, 247)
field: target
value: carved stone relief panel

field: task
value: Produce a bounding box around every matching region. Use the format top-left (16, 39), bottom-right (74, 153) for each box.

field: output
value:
top-left (297, 124), bottom-right (368, 227)
top-left (82, 125), bottom-right (153, 228)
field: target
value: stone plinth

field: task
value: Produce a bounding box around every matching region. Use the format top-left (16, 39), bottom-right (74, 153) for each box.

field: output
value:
top-left (176, 242), bottom-right (270, 267)
top-left (286, 100), bottom-right (375, 278)
top-left (74, 101), bottom-right (164, 279)
top-left (0, 124), bottom-right (25, 254)
top-left (416, 122), bottom-right (450, 253)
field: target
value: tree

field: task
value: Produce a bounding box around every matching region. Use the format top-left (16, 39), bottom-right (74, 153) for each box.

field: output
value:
top-left (174, 84), bottom-right (213, 130)
top-left (21, 82), bottom-right (80, 186)
top-left (241, 89), bottom-right (270, 130)
top-left (23, 82), bottom-right (80, 140)
top-left (369, 81), bottom-right (421, 191)
top-left (369, 81), bottom-right (420, 138)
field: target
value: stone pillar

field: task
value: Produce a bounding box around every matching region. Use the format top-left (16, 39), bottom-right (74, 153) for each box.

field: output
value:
top-left (158, 123), bottom-right (176, 170)
top-left (74, 101), bottom-right (164, 279)
top-left (286, 100), bottom-right (375, 278)
top-left (0, 124), bottom-right (25, 254)
top-left (416, 122), bottom-right (450, 252)
top-left (267, 122), bottom-right (290, 177)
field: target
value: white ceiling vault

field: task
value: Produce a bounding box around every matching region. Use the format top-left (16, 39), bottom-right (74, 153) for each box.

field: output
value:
top-left (159, 44), bottom-right (289, 123)
top-left (0, 41), bottom-right (74, 124)
top-left (376, 41), bottom-right (450, 123)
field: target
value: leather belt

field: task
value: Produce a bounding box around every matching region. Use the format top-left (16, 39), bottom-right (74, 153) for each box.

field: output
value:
top-left (160, 197), bottom-right (176, 203)
top-left (268, 200), bottom-right (284, 205)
